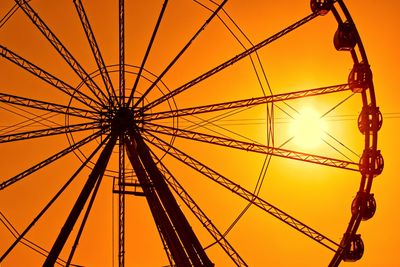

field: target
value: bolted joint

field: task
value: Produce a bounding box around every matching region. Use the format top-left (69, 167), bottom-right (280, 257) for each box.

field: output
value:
top-left (348, 62), bottom-right (373, 93)
top-left (310, 0), bottom-right (333, 15)
top-left (359, 149), bottom-right (384, 177)
top-left (357, 105), bottom-right (383, 135)
top-left (351, 192), bottom-right (376, 221)
top-left (334, 21), bottom-right (357, 51)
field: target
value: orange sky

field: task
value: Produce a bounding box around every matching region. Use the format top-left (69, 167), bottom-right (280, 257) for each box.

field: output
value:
top-left (0, 1), bottom-right (399, 266)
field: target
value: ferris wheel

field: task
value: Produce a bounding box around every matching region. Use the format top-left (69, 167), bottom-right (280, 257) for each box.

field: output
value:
top-left (0, 0), bottom-right (382, 266)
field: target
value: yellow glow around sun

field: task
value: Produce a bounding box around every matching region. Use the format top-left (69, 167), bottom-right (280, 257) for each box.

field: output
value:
top-left (289, 107), bottom-right (328, 149)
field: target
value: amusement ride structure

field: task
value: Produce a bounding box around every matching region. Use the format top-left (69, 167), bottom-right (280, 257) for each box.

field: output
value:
top-left (0, 0), bottom-right (383, 266)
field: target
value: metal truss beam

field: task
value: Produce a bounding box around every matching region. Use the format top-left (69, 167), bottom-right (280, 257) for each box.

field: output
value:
top-left (132, 0), bottom-right (228, 110)
top-left (143, 124), bottom-right (359, 171)
top-left (44, 135), bottom-right (116, 266)
top-left (15, 0), bottom-right (108, 107)
top-left (126, 0), bottom-right (169, 107)
top-left (0, 92), bottom-right (97, 119)
top-left (143, 84), bottom-right (350, 121)
top-left (0, 122), bottom-right (100, 143)
top-left (118, 135), bottom-right (125, 266)
top-left (152, 152), bottom-right (248, 266)
top-left (0, 129), bottom-right (105, 190)
top-left (0, 45), bottom-right (101, 109)
top-left (140, 12), bottom-right (318, 112)
top-left (143, 132), bottom-right (341, 252)
top-left (73, 0), bottom-right (118, 106)
top-left (0, 135), bottom-right (108, 263)
top-left (119, 0), bottom-right (125, 105)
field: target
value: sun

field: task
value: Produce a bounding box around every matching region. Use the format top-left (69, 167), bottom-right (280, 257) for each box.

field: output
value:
top-left (289, 107), bottom-right (328, 149)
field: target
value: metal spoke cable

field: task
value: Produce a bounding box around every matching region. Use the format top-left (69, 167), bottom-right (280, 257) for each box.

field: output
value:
top-left (205, 153), bottom-right (272, 250)
top-left (278, 136), bottom-right (295, 148)
top-left (44, 134), bottom-right (117, 266)
top-left (194, 0), bottom-right (271, 97)
top-left (0, 112), bottom-right (59, 137)
top-left (202, 0), bottom-right (273, 96)
top-left (321, 93), bottom-right (355, 119)
top-left (15, 0), bottom-right (108, 106)
top-left (325, 131), bottom-right (360, 158)
top-left (73, 0), bottom-right (118, 107)
top-left (144, 147), bottom-right (248, 266)
top-left (0, 135), bottom-right (109, 263)
top-left (0, 212), bottom-right (71, 266)
top-left (273, 103), bottom-right (295, 120)
top-left (183, 106), bottom-right (254, 132)
top-left (143, 131), bottom-right (341, 251)
top-left (0, 104), bottom-right (62, 131)
top-left (0, 4), bottom-right (18, 28)
top-left (179, 110), bottom-right (265, 146)
top-left (283, 101), bottom-right (300, 114)
top-left (0, 1), bottom-right (33, 29)
top-left (176, 111), bottom-right (398, 126)
top-left (144, 123), bottom-right (359, 170)
top-left (3, 100), bottom-right (64, 126)
top-left (0, 129), bottom-right (105, 190)
top-left (132, 0), bottom-right (228, 110)
top-left (0, 45), bottom-right (103, 110)
top-left (322, 138), bottom-right (353, 162)
top-left (140, 12), bottom-right (318, 113)
top-left (144, 84), bottom-right (350, 121)
top-left (126, 0), bottom-right (169, 106)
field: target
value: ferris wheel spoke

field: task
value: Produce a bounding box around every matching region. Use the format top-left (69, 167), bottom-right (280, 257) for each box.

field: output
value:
top-left (139, 12), bottom-right (318, 113)
top-left (147, 148), bottom-right (248, 267)
top-left (15, 0), bottom-right (109, 107)
top-left (73, 0), bottom-right (118, 106)
top-left (143, 84), bottom-right (351, 121)
top-left (142, 132), bottom-right (341, 252)
top-left (0, 45), bottom-right (102, 110)
top-left (196, 0), bottom-right (273, 97)
top-left (178, 113), bottom-right (262, 146)
top-left (0, 3), bottom-right (18, 28)
top-left (320, 92), bottom-right (355, 119)
top-left (44, 134), bottom-right (117, 266)
top-left (0, 92), bottom-right (98, 119)
top-left (0, 121), bottom-right (101, 144)
top-left (119, 0), bottom-right (125, 106)
top-left (324, 131), bottom-right (360, 158)
top-left (0, 129), bottom-right (105, 190)
top-left (126, 0), bottom-right (169, 107)
top-left (143, 123), bottom-right (359, 171)
top-left (0, 135), bottom-right (109, 264)
top-left (0, 105), bottom-right (62, 135)
top-left (131, 0), bottom-right (228, 110)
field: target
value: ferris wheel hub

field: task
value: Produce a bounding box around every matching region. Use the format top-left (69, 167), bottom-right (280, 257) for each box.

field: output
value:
top-left (110, 106), bottom-right (136, 134)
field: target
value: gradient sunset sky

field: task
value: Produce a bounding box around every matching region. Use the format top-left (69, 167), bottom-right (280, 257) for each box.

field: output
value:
top-left (0, 1), bottom-right (399, 266)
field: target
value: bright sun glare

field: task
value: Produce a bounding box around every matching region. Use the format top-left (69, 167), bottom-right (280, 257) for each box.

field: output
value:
top-left (289, 107), bottom-right (328, 149)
